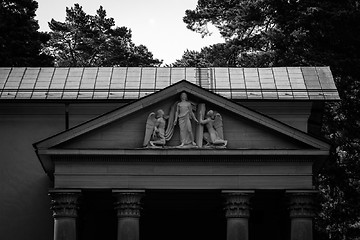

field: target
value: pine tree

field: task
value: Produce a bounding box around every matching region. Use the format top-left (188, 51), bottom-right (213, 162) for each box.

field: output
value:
top-left (45, 4), bottom-right (161, 67)
top-left (0, 0), bottom-right (53, 66)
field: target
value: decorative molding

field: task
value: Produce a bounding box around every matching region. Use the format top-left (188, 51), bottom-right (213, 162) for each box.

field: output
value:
top-left (43, 149), bottom-right (329, 157)
top-left (288, 191), bottom-right (317, 218)
top-left (113, 191), bottom-right (144, 218)
top-left (49, 151), bottom-right (324, 164)
top-left (223, 191), bottom-right (254, 218)
top-left (48, 190), bottom-right (81, 218)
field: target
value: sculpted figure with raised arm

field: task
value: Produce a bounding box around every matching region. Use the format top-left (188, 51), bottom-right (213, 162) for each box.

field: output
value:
top-left (199, 110), bottom-right (227, 148)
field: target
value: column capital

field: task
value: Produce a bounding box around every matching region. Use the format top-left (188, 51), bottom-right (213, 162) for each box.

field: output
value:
top-left (286, 190), bottom-right (317, 218)
top-left (113, 190), bottom-right (145, 218)
top-left (222, 190), bottom-right (254, 218)
top-left (48, 189), bottom-right (81, 218)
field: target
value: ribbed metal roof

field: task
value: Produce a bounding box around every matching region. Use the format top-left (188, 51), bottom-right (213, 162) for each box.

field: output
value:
top-left (0, 67), bottom-right (339, 101)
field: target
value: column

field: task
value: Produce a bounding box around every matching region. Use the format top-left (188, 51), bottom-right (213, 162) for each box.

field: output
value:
top-left (222, 190), bottom-right (254, 240)
top-left (287, 190), bottom-right (317, 240)
top-left (49, 189), bottom-right (81, 240)
top-left (113, 190), bottom-right (145, 240)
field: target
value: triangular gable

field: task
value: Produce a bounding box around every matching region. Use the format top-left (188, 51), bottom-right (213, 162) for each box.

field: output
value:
top-left (34, 80), bottom-right (330, 151)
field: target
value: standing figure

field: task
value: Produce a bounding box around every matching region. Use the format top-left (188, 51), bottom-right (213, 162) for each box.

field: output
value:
top-left (143, 109), bottom-right (167, 147)
top-left (174, 92), bottom-right (198, 147)
top-left (199, 110), bottom-right (227, 147)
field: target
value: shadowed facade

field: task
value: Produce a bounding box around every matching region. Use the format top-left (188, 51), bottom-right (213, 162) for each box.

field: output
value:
top-left (0, 67), bottom-right (339, 240)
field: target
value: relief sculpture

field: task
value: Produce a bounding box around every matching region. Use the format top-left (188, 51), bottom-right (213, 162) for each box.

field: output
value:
top-left (199, 110), bottom-right (227, 148)
top-left (143, 92), bottom-right (226, 148)
top-left (173, 92), bottom-right (198, 147)
top-left (143, 109), bottom-right (167, 147)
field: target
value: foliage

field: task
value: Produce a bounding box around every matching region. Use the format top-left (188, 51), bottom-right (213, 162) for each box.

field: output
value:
top-left (183, 0), bottom-right (360, 239)
top-left (172, 42), bottom-right (274, 67)
top-left (44, 4), bottom-right (161, 67)
top-left (171, 49), bottom-right (210, 67)
top-left (0, 0), bottom-right (53, 66)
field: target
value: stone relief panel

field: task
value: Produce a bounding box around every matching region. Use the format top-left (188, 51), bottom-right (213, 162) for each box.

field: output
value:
top-left (143, 109), bottom-right (168, 147)
top-left (199, 109), bottom-right (227, 148)
top-left (143, 92), bottom-right (227, 149)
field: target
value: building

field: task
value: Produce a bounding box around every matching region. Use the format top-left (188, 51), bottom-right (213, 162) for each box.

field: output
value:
top-left (0, 67), bottom-right (340, 240)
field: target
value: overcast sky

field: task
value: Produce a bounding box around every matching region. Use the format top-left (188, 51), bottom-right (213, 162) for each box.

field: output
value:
top-left (35, 0), bottom-right (224, 65)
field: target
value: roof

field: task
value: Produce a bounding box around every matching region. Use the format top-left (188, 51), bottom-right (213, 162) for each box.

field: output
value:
top-left (0, 66), bottom-right (340, 101)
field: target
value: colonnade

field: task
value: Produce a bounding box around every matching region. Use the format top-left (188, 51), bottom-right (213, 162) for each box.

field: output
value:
top-left (49, 189), bottom-right (316, 240)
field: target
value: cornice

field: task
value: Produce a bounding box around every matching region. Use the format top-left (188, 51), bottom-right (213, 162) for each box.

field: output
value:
top-left (39, 148), bottom-right (329, 157)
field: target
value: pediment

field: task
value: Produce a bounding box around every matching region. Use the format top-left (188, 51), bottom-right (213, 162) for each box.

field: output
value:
top-left (34, 80), bottom-right (330, 152)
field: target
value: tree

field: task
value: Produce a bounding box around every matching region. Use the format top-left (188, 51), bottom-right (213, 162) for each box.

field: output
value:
top-left (0, 0), bottom-right (53, 66)
top-left (45, 4), bottom-right (161, 67)
top-left (184, 1), bottom-right (360, 239)
top-left (171, 49), bottom-right (210, 67)
top-left (173, 42), bottom-right (274, 67)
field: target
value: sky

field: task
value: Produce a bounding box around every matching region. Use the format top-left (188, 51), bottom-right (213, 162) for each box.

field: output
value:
top-left (35, 0), bottom-right (225, 65)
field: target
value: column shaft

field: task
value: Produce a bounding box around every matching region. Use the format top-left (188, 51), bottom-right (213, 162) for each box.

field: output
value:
top-left (291, 218), bottom-right (313, 240)
top-left (117, 218), bottom-right (140, 240)
top-left (227, 218), bottom-right (249, 240)
top-left (54, 218), bottom-right (77, 240)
